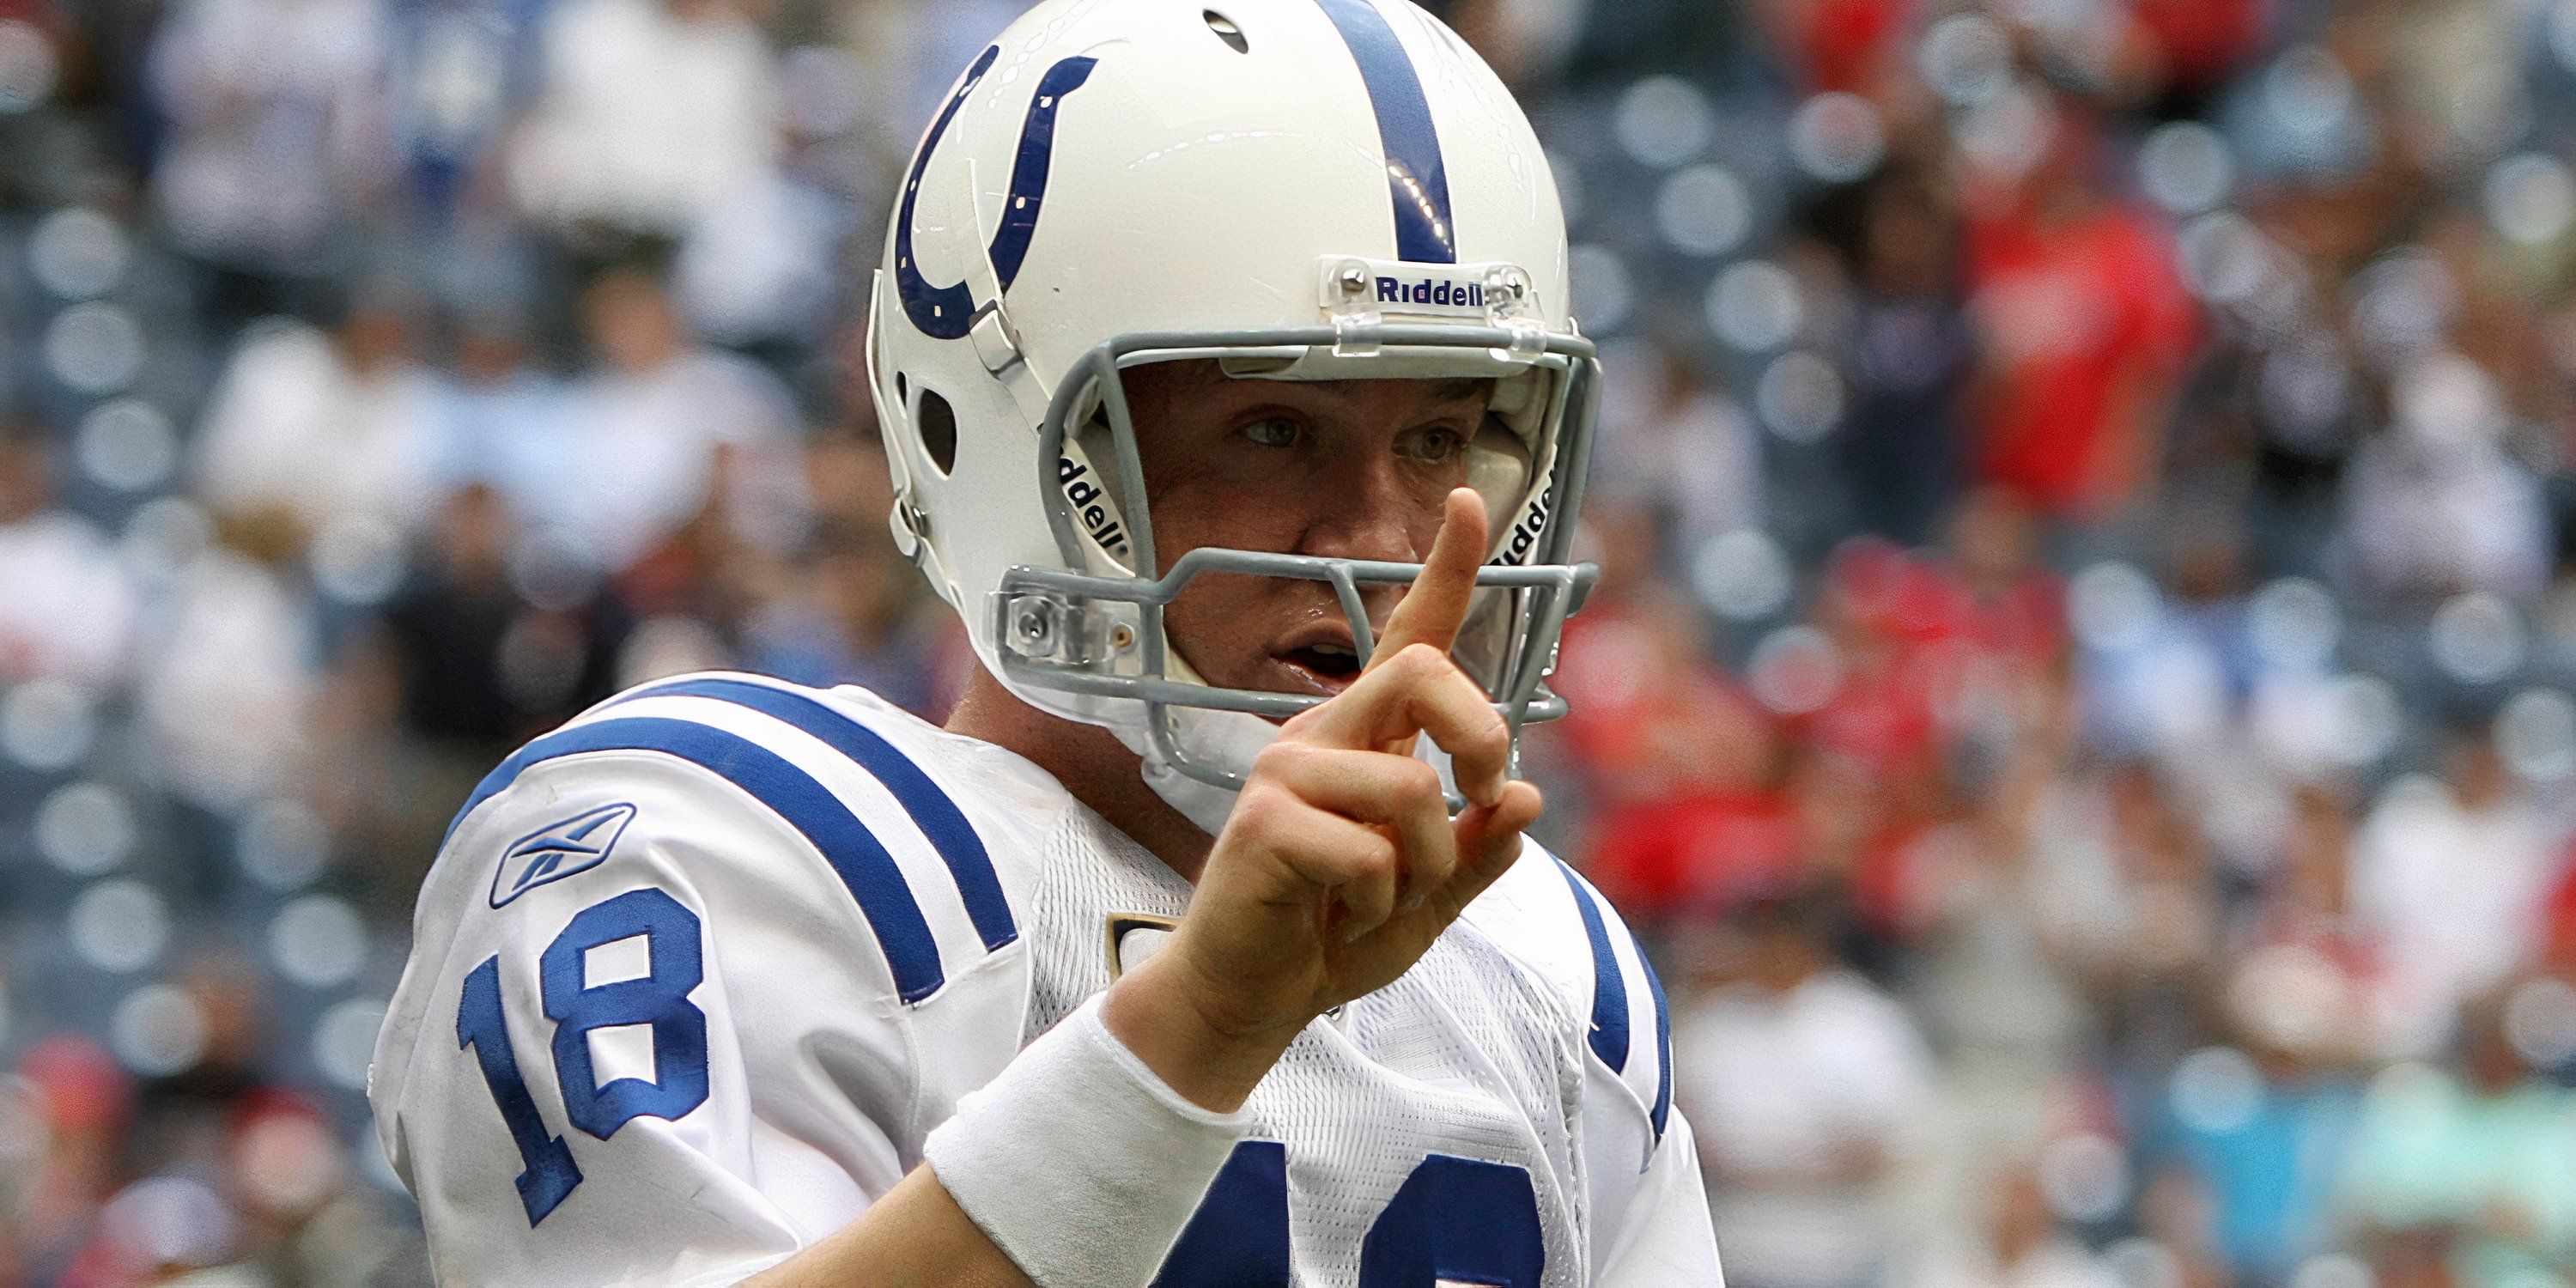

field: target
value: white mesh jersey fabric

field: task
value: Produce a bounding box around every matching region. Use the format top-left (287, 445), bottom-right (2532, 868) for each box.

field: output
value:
top-left (1021, 804), bottom-right (1593, 1285)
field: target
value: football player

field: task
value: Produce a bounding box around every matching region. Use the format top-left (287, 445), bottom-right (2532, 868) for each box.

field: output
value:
top-left (370, 1), bottom-right (1724, 1283)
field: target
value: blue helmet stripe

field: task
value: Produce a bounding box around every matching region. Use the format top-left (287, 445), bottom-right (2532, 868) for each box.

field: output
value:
top-left (893, 45), bottom-right (999, 339)
top-left (616, 677), bottom-right (1018, 954)
top-left (1556, 860), bottom-right (1630, 1072)
top-left (989, 56), bottom-right (1100, 291)
top-left (895, 48), bottom-right (1099, 339)
top-left (1312, 0), bottom-right (1456, 264)
top-left (448, 717), bottom-right (949, 1004)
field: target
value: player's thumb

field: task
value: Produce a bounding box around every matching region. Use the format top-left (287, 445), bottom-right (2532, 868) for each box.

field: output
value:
top-left (1438, 780), bottom-right (1542, 911)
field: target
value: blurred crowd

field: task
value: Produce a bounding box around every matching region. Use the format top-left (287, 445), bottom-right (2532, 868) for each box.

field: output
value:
top-left (3, 0), bottom-right (2576, 1285)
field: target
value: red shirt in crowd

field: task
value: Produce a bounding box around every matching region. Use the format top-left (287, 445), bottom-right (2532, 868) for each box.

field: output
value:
top-left (1964, 197), bottom-right (2198, 518)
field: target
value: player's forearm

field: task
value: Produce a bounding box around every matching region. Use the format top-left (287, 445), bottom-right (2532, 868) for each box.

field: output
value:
top-left (738, 1167), bottom-right (1033, 1288)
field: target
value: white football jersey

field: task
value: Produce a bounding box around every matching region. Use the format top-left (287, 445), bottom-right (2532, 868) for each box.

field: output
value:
top-left (370, 671), bottom-right (1722, 1285)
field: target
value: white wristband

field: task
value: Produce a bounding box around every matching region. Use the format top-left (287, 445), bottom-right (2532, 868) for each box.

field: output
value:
top-left (924, 993), bottom-right (1255, 1287)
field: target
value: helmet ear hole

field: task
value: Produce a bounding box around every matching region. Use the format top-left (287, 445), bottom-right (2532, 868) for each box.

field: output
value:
top-left (915, 387), bottom-right (959, 476)
top-left (1203, 10), bottom-right (1249, 54)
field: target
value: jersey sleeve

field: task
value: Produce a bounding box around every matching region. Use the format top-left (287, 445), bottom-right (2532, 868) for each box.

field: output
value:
top-left (369, 677), bottom-right (1032, 1287)
top-left (1551, 856), bottom-right (1725, 1282)
top-left (1596, 1109), bottom-right (1725, 1285)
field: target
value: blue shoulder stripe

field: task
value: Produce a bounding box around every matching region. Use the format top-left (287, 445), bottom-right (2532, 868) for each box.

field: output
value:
top-left (1312, 0), bottom-right (1456, 264)
top-left (1637, 936), bottom-right (1674, 1140)
top-left (1555, 860), bottom-right (1630, 1072)
top-left (447, 716), bottom-right (949, 1004)
top-left (1555, 860), bottom-right (1672, 1142)
top-left (612, 677), bottom-right (1018, 953)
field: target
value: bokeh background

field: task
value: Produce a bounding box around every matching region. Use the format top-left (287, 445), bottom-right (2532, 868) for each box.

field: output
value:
top-left (3, 0), bottom-right (2574, 1284)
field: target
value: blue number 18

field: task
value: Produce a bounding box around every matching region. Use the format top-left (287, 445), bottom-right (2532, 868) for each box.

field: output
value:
top-left (455, 889), bottom-right (710, 1225)
top-left (457, 956), bottom-right (582, 1224)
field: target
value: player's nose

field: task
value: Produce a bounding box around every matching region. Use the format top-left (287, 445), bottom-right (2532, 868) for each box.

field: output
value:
top-left (1291, 453), bottom-right (1440, 634)
top-left (1296, 449), bottom-right (1429, 568)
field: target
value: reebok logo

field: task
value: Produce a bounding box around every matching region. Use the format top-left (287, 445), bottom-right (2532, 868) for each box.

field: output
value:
top-left (489, 803), bottom-right (636, 908)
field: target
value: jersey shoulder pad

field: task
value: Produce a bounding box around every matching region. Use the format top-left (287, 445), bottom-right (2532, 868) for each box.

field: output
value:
top-left (443, 671), bottom-right (1037, 1006)
top-left (1462, 838), bottom-right (1674, 1142)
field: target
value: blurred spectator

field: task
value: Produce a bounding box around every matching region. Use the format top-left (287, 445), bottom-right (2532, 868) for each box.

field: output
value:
top-left (386, 0), bottom-right (548, 220)
top-left (1552, 502), bottom-right (1788, 920)
top-left (1834, 169), bottom-right (1973, 547)
top-left (2342, 354), bottom-right (2551, 603)
top-left (2077, 514), bottom-right (2253, 766)
top-left (221, 1097), bottom-right (405, 1285)
top-left (428, 319), bottom-right (579, 538)
top-left (190, 301), bottom-right (444, 556)
top-left (1961, 96), bottom-right (2198, 522)
top-left (375, 483), bottom-right (623, 760)
top-left (383, 0), bottom-right (554, 321)
top-left (2234, 782), bottom-right (2383, 1067)
top-left (510, 0), bottom-right (780, 239)
top-left (2153, 1030), bottom-right (2363, 1284)
top-left (669, 148), bottom-right (841, 355)
top-left (1907, 683), bottom-right (2096, 1134)
top-left (146, 0), bottom-right (392, 311)
top-left (1594, 340), bottom-right (1765, 562)
top-left (1918, 1165), bottom-right (2131, 1288)
top-left (1, 1037), bottom-right (133, 1281)
top-left (2338, 999), bottom-right (2576, 1285)
top-left (1940, 489), bottom-right (2063, 674)
top-left (741, 510), bottom-right (945, 717)
top-left (0, 423), bottom-right (133, 689)
top-left (560, 263), bottom-right (806, 576)
top-left (135, 513), bottom-right (320, 811)
top-left (1675, 899), bottom-right (1934, 1288)
top-left (1936, 756), bottom-right (2225, 1080)
top-left (2354, 724), bottom-right (2566, 1058)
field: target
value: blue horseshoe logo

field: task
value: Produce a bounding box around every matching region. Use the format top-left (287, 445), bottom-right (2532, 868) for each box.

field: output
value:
top-left (896, 46), bottom-right (1101, 340)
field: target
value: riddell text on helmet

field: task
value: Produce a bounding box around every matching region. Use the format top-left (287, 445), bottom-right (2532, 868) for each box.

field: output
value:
top-left (1058, 455), bottom-right (1131, 560)
top-left (1377, 276), bottom-right (1488, 310)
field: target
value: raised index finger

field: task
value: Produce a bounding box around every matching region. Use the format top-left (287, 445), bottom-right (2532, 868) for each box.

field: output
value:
top-left (1367, 487), bottom-right (1488, 671)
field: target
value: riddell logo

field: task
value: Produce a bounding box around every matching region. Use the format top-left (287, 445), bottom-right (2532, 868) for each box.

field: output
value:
top-left (1376, 276), bottom-right (1487, 311)
top-left (1493, 488), bottom-right (1552, 566)
top-left (1321, 258), bottom-right (1525, 319)
top-left (1058, 456), bottom-right (1130, 560)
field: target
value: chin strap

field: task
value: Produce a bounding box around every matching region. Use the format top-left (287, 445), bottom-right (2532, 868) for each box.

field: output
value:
top-left (1113, 704), bottom-right (1279, 837)
top-left (1123, 702), bottom-right (1471, 841)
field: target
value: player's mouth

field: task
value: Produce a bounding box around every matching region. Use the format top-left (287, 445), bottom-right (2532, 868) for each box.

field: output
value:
top-left (1269, 623), bottom-right (1365, 696)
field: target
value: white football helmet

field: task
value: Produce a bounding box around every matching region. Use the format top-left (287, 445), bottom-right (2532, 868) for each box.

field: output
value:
top-left (866, 0), bottom-right (1600, 826)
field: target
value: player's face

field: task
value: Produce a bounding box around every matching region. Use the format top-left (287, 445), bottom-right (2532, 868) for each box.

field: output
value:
top-left (1125, 361), bottom-right (1493, 702)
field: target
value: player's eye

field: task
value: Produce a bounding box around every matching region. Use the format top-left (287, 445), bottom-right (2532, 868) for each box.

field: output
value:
top-left (1398, 426), bottom-right (1465, 464)
top-left (1239, 416), bottom-right (1303, 449)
